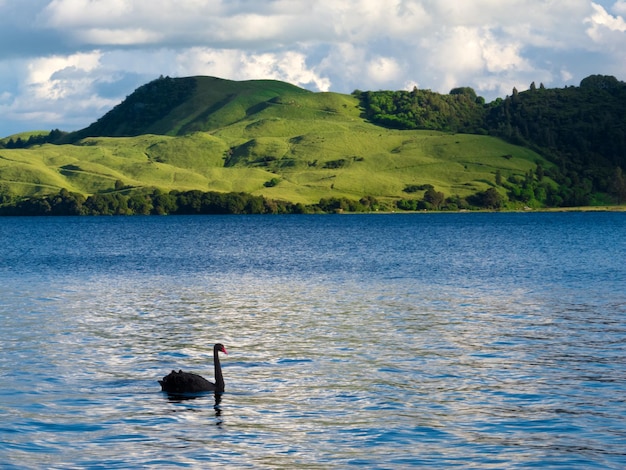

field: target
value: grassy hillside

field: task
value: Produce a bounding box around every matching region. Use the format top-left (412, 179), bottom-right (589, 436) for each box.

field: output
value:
top-left (0, 76), bottom-right (550, 209)
top-left (62, 76), bottom-right (312, 140)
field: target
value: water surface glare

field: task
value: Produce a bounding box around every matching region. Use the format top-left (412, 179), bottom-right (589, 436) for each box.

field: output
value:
top-left (1, 213), bottom-right (625, 468)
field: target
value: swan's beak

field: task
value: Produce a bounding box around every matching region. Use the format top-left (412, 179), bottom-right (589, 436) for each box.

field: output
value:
top-left (222, 347), bottom-right (228, 354)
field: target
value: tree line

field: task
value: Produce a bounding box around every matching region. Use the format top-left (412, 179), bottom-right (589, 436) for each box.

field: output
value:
top-left (0, 184), bottom-right (527, 216)
top-left (1, 129), bottom-right (66, 149)
top-left (0, 188), bottom-right (304, 216)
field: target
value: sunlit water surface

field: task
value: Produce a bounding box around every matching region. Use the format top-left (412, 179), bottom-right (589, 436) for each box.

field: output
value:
top-left (1, 213), bottom-right (625, 468)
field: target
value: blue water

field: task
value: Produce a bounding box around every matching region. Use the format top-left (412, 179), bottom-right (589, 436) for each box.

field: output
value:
top-left (1, 213), bottom-right (625, 468)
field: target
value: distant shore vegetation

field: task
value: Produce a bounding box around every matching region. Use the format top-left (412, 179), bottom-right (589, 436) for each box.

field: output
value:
top-left (3, 170), bottom-right (623, 216)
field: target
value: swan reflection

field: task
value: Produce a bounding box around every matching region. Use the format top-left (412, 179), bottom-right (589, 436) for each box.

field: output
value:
top-left (162, 391), bottom-right (224, 425)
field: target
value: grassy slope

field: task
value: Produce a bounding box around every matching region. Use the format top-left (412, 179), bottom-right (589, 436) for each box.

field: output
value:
top-left (0, 78), bottom-right (547, 204)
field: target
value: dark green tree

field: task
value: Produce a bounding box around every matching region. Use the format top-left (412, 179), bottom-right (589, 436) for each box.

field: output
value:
top-left (609, 167), bottom-right (626, 204)
top-left (128, 193), bottom-right (153, 215)
top-left (151, 190), bottom-right (177, 215)
top-left (423, 188), bottom-right (445, 209)
top-left (469, 187), bottom-right (505, 209)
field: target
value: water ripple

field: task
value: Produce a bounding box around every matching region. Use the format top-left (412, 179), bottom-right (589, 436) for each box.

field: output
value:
top-left (1, 214), bottom-right (625, 468)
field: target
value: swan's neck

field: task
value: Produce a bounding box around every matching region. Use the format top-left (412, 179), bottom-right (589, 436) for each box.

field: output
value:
top-left (214, 349), bottom-right (225, 392)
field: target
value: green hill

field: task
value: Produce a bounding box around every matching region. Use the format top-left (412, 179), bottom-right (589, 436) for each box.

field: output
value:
top-left (1, 75), bottom-right (624, 214)
top-left (61, 76), bottom-right (313, 140)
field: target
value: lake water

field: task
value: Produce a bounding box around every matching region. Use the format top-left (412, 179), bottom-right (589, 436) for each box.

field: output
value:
top-left (1, 213), bottom-right (625, 468)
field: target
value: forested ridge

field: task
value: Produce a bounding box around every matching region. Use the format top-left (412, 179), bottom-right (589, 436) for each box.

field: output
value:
top-left (356, 74), bottom-right (626, 206)
top-left (66, 76), bottom-right (197, 141)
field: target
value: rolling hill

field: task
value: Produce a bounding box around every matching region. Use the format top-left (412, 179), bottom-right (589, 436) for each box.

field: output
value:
top-left (0, 76), bottom-right (547, 210)
top-left (4, 74), bottom-right (622, 213)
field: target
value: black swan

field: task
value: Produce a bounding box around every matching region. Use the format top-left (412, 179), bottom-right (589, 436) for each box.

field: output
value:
top-left (159, 343), bottom-right (227, 394)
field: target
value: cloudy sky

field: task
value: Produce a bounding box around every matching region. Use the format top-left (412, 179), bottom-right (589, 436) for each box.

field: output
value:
top-left (1, 0), bottom-right (625, 136)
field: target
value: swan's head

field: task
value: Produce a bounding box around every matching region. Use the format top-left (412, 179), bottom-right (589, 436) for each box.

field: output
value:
top-left (215, 343), bottom-right (228, 354)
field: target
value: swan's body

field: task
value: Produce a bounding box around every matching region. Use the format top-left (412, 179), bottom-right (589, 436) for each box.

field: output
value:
top-left (159, 343), bottom-right (227, 394)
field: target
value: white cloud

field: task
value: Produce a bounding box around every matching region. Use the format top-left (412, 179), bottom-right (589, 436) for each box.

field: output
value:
top-left (561, 69), bottom-right (574, 82)
top-left (481, 33), bottom-right (528, 74)
top-left (614, 0), bottom-right (626, 15)
top-left (43, 0), bottom-right (134, 27)
top-left (586, 2), bottom-right (626, 41)
top-left (3, 51), bottom-right (120, 130)
top-left (435, 27), bottom-right (526, 75)
top-left (175, 48), bottom-right (330, 91)
top-left (26, 52), bottom-right (103, 100)
top-left (318, 43), bottom-right (366, 84)
top-left (78, 28), bottom-right (163, 45)
top-left (366, 56), bottom-right (402, 84)
top-left (40, 0), bottom-right (333, 48)
top-left (584, 0), bottom-right (626, 79)
top-left (403, 80), bottom-right (420, 91)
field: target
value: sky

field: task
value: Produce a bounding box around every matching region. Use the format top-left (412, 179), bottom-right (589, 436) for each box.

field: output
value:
top-left (1, 0), bottom-right (625, 136)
